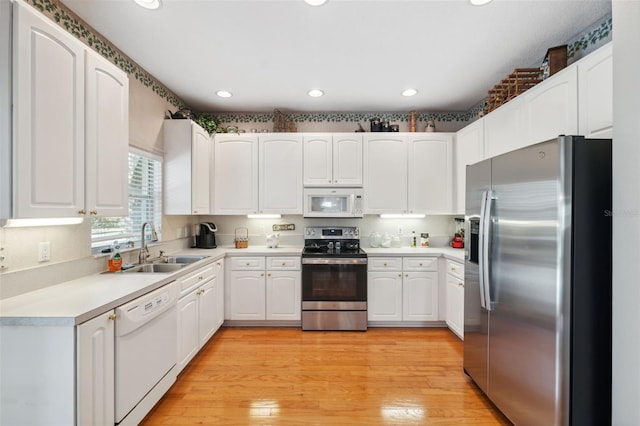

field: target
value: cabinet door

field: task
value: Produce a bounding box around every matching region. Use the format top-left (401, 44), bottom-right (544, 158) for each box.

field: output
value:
top-left (407, 134), bottom-right (453, 214)
top-left (259, 135), bottom-right (303, 214)
top-left (454, 119), bottom-right (485, 214)
top-left (303, 134), bottom-right (333, 186)
top-left (333, 134), bottom-right (363, 186)
top-left (364, 136), bottom-right (407, 214)
top-left (446, 274), bottom-right (464, 340)
top-left (198, 280), bottom-right (217, 346)
top-left (229, 270), bottom-right (265, 320)
top-left (484, 96), bottom-right (525, 159)
top-left (214, 135), bottom-right (259, 214)
top-left (191, 124), bottom-right (211, 214)
top-left (176, 292), bottom-right (199, 373)
top-left (403, 272), bottom-right (438, 321)
top-left (524, 66), bottom-right (578, 145)
top-left (77, 310), bottom-right (115, 426)
top-left (578, 43), bottom-right (613, 138)
top-left (13, 1), bottom-right (85, 218)
top-left (85, 51), bottom-right (129, 217)
top-left (368, 272), bottom-right (403, 321)
top-left (214, 260), bottom-right (225, 331)
top-left (266, 271), bottom-right (301, 320)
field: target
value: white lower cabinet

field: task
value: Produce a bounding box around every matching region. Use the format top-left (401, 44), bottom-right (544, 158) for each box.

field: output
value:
top-left (176, 260), bottom-right (225, 373)
top-left (445, 259), bottom-right (464, 339)
top-left (227, 256), bottom-right (300, 322)
top-left (77, 310), bottom-right (115, 426)
top-left (368, 257), bottom-right (438, 323)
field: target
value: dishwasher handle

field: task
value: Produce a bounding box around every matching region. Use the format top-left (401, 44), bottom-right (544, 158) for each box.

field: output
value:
top-left (115, 281), bottom-right (178, 337)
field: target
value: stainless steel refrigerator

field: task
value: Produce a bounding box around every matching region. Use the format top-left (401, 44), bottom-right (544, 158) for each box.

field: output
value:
top-left (464, 136), bottom-right (612, 426)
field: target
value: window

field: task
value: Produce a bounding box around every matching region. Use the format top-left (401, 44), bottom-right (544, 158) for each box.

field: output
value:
top-left (91, 148), bottom-right (162, 250)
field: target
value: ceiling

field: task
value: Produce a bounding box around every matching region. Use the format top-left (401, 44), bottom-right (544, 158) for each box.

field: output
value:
top-left (60, 0), bottom-right (611, 113)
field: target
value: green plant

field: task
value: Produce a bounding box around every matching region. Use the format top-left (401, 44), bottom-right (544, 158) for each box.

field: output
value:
top-left (192, 113), bottom-right (219, 135)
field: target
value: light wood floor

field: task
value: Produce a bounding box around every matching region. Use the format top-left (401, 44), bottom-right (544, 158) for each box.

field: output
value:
top-left (141, 327), bottom-right (511, 425)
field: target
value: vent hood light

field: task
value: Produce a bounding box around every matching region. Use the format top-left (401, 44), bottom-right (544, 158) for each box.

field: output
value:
top-left (216, 90), bottom-right (233, 98)
top-left (247, 214), bottom-right (281, 219)
top-left (4, 217), bottom-right (84, 227)
top-left (380, 214), bottom-right (426, 219)
top-left (133, 0), bottom-right (161, 10)
top-left (308, 89), bottom-right (324, 97)
top-left (401, 89), bottom-right (418, 97)
top-left (469, 0), bottom-right (493, 6)
top-left (304, 0), bottom-right (328, 6)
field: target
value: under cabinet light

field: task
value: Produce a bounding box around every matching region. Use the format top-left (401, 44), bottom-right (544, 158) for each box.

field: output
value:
top-left (247, 214), bottom-right (281, 219)
top-left (380, 214), bottom-right (426, 219)
top-left (4, 217), bottom-right (84, 227)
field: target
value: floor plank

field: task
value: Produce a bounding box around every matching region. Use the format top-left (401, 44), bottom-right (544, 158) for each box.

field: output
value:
top-left (141, 327), bottom-right (511, 425)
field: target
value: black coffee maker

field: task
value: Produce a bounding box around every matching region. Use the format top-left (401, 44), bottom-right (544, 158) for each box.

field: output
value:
top-left (195, 222), bottom-right (217, 249)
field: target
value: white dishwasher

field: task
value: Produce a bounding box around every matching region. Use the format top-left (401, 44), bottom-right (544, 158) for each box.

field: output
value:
top-left (115, 281), bottom-right (178, 426)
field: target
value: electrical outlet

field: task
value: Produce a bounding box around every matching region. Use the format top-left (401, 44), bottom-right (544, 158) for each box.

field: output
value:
top-left (397, 225), bottom-right (403, 235)
top-left (259, 226), bottom-right (265, 235)
top-left (38, 242), bottom-right (51, 262)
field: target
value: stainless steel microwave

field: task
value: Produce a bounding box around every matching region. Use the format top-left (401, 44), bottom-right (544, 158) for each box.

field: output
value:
top-left (303, 188), bottom-right (364, 218)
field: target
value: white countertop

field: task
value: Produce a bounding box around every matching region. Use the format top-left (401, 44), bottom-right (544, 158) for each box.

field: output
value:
top-left (0, 245), bottom-right (463, 326)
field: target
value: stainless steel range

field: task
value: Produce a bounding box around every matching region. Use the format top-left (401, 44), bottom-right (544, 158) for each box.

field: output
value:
top-left (301, 226), bottom-right (367, 331)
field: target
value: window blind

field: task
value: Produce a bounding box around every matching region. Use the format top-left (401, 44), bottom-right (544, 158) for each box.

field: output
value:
top-left (91, 149), bottom-right (162, 248)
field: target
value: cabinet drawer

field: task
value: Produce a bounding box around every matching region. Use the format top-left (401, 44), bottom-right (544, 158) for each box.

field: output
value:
top-left (230, 256), bottom-right (266, 270)
top-left (446, 259), bottom-right (465, 280)
top-left (368, 257), bottom-right (402, 271)
top-left (267, 256), bottom-right (301, 271)
top-left (402, 257), bottom-right (438, 271)
top-left (179, 264), bottom-right (215, 297)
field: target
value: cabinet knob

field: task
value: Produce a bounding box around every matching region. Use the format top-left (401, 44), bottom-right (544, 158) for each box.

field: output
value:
top-left (108, 314), bottom-right (116, 321)
top-left (451, 267), bottom-right (455, 271)
top-left (198, 276), bottom-right (203, 280)
top-left (328, 179), bottom-right (332, 183)
top-left (459, 282), bottom-right (464, 287)
top-left (268, 273), bottom-right (271, 277)
top-left (405, 274), bottom-right (409, 277)
top-left (419, 263), bottom-right (423, 266)
top-left (78, 209), bottom-right (86, 215)
top-left (193, 210), bottom-right (198, 214)
top-left (90, 210), bottom-right (97, 216)
top-left (261, 273), bottom-right (264, 277)
top-left (383, 262), bottom-right (387, 267)
top-left (281, 262), bottom-right (286, 266)
top-left (246, 262), bottom-right (250, 266)
top-left (398, 274), bottom-right (402, 277)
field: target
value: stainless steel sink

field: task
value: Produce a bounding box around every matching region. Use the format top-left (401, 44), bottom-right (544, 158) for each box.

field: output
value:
top-left (123, 263), bottom-right (187, 273)
top-left (165, 255), bottom-right (209, 264)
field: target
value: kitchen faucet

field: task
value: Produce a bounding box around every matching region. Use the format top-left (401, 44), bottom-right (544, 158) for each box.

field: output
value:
top-left (139, 222), bottom-right (158, 264)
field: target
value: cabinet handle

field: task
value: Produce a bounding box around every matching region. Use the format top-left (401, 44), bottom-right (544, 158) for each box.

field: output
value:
top-left (78, 209), bottom-right (86, 215)
top-left (90, 210), bottom-right (97, 216)
top-left (198, 276), bottom-right (203, 280)
top-left (108, 314), bottom-right (116, 321)
top-left (459, 282), bottom-right (464, 287)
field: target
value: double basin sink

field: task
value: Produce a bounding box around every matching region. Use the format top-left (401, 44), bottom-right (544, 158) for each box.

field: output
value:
top-left (121, 255), bottom-right (209, 273)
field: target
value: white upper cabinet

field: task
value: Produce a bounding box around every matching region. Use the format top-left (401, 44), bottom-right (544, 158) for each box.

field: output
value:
top-left (407, 134), bottom-right (453, 214)
top-left (259, 134), bottom-right (303, 214)
top-left (13, 0), bottom-right (86, 218)
top-left (9, 1), bottom-right (129, 220)
top-left (484, 95), bottom-right (526, 159)
top-left (164, 120), bottom-right (212, 215)
top-left (364, 135), bottom-right (407, 214)
top-left (454, 118), bottom-right (485, 214)
top-left (578, 42), bottom-right (612, 138)
top-left (85, 51), bottom-right (129, 217)
top-left (213, 134), bottom-right (259, 214)
top-left (523, 65), bottom-right (578, 145)
top-left (364, 133), bottom-right (453, 214)
top-left (303, 133), bottom-right (363, 186)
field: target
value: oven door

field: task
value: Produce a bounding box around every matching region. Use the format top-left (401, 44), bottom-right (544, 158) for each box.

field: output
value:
top-left (301, 258), bottom-right (367, 306)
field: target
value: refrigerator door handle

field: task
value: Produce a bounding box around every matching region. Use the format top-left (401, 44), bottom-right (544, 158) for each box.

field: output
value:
top-left (480, 190), bottom-right (495, 311)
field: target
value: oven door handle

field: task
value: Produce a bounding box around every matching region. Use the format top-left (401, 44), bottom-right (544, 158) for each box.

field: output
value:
top-left (302, 258), bottom-right (368, 265)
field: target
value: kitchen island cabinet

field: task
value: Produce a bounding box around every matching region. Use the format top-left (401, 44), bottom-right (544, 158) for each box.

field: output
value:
top-left (303, 133), bottom-right (363, 186)
top-left (8, 0), bottom-right (129, 221)
top-left (164, 120), bottom-right (212, 215)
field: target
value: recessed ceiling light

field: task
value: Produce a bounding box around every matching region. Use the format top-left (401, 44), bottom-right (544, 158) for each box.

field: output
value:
top-left (308, 89), bottom-right (324, 97)
top-left (133, 0), bottom-right (161, 10)
top-left (469, 0), bottom-right (493, 6)
top-left (216, 90), bottom-right (233, 98)
top-left (304, 0), bottom-right (328, 6)
top-left (402, 89), bottom-right (418, 97)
